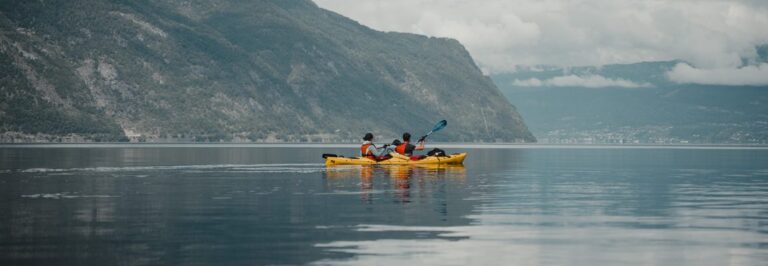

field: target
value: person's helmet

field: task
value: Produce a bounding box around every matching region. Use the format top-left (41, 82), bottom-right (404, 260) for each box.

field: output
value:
top-left (402, 132), bottom-right (411, 141)
top-left (363, 133), bottom-right (374, 141)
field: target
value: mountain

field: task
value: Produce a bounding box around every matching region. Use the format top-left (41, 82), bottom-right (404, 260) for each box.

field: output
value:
top-left (494, 62), bottom-right (768, 144)
top-left (0, 0), bottom-right (534, 143)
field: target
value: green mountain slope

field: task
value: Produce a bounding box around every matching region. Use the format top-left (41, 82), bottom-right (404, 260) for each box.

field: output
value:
top-left (0, 0), bottom-right (534, 142)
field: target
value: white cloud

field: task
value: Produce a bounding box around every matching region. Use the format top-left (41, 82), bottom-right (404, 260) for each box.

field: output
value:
top-left (667, 63), bottom-right (768, 86)
top-left (314, 0), bottom-right (768, 73)
top-left (513, 75), bottom-right (652, 88)
top-left (512, 78), bottom-right (543, 87)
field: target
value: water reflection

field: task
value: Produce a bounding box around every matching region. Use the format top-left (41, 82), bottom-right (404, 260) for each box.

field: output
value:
top-left (323, 165), bottom-right (467, 205)
top-left (314, 149), bottom-right (768, 266)
top-left (2, 146), bottom-right (767, 265)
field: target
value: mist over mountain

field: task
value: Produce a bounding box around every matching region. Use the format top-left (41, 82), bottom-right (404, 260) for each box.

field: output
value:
top-left (495, 61), bottom-right (768, 144)
top-left (0, 0), bottom-right (534, 143)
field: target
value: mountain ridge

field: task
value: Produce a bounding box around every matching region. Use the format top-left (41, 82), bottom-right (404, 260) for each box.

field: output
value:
top-left (0, 0), bottom-right (534, 143)
top-left (494, 61), bottom-right (768, 144)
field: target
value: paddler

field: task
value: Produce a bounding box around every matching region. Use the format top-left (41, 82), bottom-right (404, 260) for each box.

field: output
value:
top-left (394, 132), bottom-right (425, 156)
top-left (361, 133), bottom-right (394, 159)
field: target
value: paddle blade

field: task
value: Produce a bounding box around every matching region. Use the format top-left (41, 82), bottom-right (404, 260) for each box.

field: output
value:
top-left (422, 120), bottom-right (448, 141)
top-left (432, 120), bottom-right (447, 132)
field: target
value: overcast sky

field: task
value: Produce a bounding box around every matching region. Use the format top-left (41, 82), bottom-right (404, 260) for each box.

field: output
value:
top-left (315, 0), bottom-right (768, 85)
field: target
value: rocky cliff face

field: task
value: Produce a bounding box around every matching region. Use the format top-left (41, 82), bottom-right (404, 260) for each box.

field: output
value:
top-left (0, 0), bottom-right (534, 142)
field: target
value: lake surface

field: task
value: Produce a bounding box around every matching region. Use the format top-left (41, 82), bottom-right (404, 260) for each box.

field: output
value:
top-left (0, 145), bottom-right (767, 265)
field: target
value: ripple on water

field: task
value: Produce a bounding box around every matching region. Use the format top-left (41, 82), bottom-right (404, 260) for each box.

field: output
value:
top-left (12, 163), bottom-right (350, 175)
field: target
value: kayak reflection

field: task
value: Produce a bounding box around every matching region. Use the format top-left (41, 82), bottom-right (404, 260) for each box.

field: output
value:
top-left (323, 165), bottom-right (466, 204)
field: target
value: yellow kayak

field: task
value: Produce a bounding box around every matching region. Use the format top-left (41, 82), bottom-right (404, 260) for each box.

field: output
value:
top-left (324, 152), bottom-right (467, 166)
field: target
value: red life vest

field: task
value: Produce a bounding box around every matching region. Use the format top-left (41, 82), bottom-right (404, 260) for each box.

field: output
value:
top-left (361, 143), bottom-right (374, 158)
top-left (395, 141), bottom-right (409, 155)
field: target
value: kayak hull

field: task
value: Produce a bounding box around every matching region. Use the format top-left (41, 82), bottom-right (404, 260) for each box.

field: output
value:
top-left (324, 152), bottom-right (467, 166)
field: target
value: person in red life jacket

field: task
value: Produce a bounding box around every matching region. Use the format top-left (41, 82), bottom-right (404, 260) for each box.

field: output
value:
top-left (394, 132), bottom-right (425, 156)
top-left (360, 133), bottom-right (394, 159)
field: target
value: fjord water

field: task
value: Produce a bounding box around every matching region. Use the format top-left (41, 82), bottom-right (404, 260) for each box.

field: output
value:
top-left (0, 145), bottom-right (766, 265)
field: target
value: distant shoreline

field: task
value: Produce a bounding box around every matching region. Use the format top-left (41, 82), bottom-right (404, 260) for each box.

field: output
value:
top-left (1, 143), bottom-right (767, 150)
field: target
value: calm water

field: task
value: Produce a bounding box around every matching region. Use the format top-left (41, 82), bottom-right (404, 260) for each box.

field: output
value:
top-left (0, 145), bottom-right (767, 265)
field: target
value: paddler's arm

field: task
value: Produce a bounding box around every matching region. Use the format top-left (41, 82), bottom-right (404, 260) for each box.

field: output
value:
top-left (415, 140), bottom-right (425, 151)
top-left (371, 144), bottom-right (391, 156)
